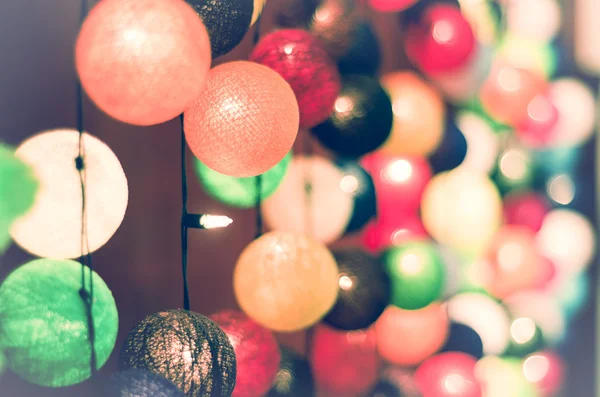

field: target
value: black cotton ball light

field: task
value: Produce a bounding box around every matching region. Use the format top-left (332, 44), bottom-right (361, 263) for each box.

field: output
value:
top-left (311, 75), bottom-right (393, 157)
top-left (336, 158), bottom-right (377, 233)
top-left (120, 309), bottom-right (237, 397)
top-left (324, 249), bottom-right (391, 331)
top-left (108, 370), bottom-right (186, 397)
top-left (186, 0), bottom-right (253, 58)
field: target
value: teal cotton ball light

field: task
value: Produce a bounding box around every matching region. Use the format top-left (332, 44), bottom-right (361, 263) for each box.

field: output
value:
top-left (195, 152), bottom-right (292, 208)
top-left (0, 258), bottom-right (119, 387)
top-left (0, 143), bottom-right (38, 253)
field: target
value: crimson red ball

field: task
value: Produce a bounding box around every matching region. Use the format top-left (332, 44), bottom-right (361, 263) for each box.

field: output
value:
top-left (404, 4), bottom-right (476, 75)
top-left (503, 191), bottom-right (550, 233)
top-left (362, 215), bottom-right (428, 253)
top-left (516, 94), bottom-right (560, 148)
top-left (210, 310), bottom-right (281, 397)
top-left (250, 29), bottom-right (341, 128)
top-left (310, 324), bottom-right (380, 396)
top-left (361, 154), bottom-right (432, 223)
top-left (415, 352), bottom-right (482, 397)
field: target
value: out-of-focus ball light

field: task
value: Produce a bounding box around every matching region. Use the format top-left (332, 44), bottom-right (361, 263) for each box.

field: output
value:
top-left (0, 144), bottom-right (38, 253)
top-left (194, 153), bottom-right (291, 209)
top-left (421, 168), bottom-right (502, 257)
top-left (369, 0), bottom-right (419, 12)
top-left (75, 0), bottom-right (211, 126)
top-left (268, 347), bottom-right (315, 397)
top-left (546, 174), bottom-right (575, 206)
top-left (506, 0), bottom-right (561, 43)
top-left (523, 351), bottom-right (564, 396)
top-left (506, 291), bottom-right (565, 344)
top-left (404, 4), bottom-right (477, 75)
top-left (309, 0), bottom-right (360, 58)
top-left (456, 112), bottom-right (499, 174)
top-left (536, 209), bottom-right (596, 276)
top-left (186, 0), bottom-right (253, 58)
top-left (380, 71), bottom-right (446, 156)
top-left (547, 78), bottom-right (596, 147)
top-left (506, 317), bottom-right (545, 358)
top-left (415, 352), bottom-right (482, 397)
top-left (233, 231), bottom-right (339, 332)
top-left (494, 144), bottom-right (534, 194)
top-left (109, 370), bottom-right (186, 397)
top-left (261, 156), bottom-right (353, 244)
top-left (554, 273), bottom-right (589, 321)
top-left (251, 0), bottom-right (266, 25)
top-left (503, 191), bottom-right (550, 233)
top-left (428, 119), bottom-right (468, 173)
top-left (457, 0), bottom-right (500, 45)
top-left (362, 215), bottom-right (428, 253)
top-left (0, 259), bottom-right (118, 387)
top-left (184, 61), bottom-right (299, 178)
top-left (375, 304), bottom-right (449, 366)
top-left (250, 29), bottom-right (341, 128)
top-left (516, 94), bottom-right (559, 148)
top-left (210, 310), bottom-right (281, 397)
top-left (442, 322), bottom-right (484, 359)
top-left (336, 159), bottom-right (377, 233)
top-left (448, 293), bottom-right (510, 356)
top-left (10, 129), bottom-right (128, 259)
top-left (497, 36), bottom-right (558, 79)
top-left (337, 23), bottom-right (381, 76)
top-left (475, 356), bottom-right (538, 397)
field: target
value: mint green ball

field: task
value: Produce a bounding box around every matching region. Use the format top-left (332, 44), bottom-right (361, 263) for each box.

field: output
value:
top-left (195, 152), bottom-right (291, 208)
top-left (0, 259), bottom-right (119, 387)
top-left (0, 350), bottom-right (6, 375)
top-left (0, 144), bottom-right (38, 253)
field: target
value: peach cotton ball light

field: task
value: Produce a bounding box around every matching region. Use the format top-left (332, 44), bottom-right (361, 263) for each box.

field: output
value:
top-left (75, 0), bottom-right (212, 126)
top-left (185, 61), bottom-right (299, 177)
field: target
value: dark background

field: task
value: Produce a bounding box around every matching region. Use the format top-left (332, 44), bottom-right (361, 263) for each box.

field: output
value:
top-left (0, 1), bottom-right (595, 396)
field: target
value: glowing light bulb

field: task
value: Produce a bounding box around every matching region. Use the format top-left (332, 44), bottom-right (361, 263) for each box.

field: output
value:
top-left (199, 215), bottom-right (233, 229)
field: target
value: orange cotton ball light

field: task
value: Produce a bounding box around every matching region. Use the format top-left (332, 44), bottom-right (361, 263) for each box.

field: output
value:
top-left (75, 0), bottom-right (212, 126)
top-left (375, 304), bottom-right (449, 366)
top-left (185, 61), bottom-right (299, 177)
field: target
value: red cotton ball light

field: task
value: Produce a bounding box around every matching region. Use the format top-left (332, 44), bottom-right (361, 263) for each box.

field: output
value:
top-left (362, 215), bottom-right (428, 254)
top-left (210, 310), bottom-right (281, 397)
top-left (404, 4), bottom-right (476, 75)
top-left (250, 29), bottom-right (342, 129)
top-left (184, 61), bottom-right (299, 177)
top-left (75, 0), bottom-right (212, 126)
top-left (370, 0), bottom-right (420, 13)
top-left (503, 191), bottom-right (550, 233)
top-left (310, 325), bottom-right (380, 396)
top-left (415, 352), bottom-right (482, 397)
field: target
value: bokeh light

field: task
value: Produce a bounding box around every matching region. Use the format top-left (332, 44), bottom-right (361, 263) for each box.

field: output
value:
top-left (456, 111), bottom-right (500, 175)
top-left (506, 291), bottom-right (566, 344)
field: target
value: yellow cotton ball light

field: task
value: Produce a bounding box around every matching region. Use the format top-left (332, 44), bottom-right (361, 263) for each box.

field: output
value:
top-left (421, 168), bottom-right (502, 257)
top-left (233, 231), bottom-right (339, 332)
top-left (10, 129), bottom-right (128, 259)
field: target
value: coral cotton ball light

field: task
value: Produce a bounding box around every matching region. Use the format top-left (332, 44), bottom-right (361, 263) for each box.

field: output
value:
top-left (75, 0), bottom-right (212, 126)
top-left (233, 231), bottom-right (339, 332)
top-left (185, 61), bottom-right (299, 178)
top-left (261, 156), bottom-right (353, 244)
top-left (210, 310), bottom-right (280, 397)
top-left (415, 353), bottom-right (482, 397)
top-left (0, 259), bottom-right (118, 387)
top-left (250, 29), bottom-right (342, 128)
top-left (10, 129), bottom-right (128, 259)
top-left (120, 309), bottom-right (237, 397)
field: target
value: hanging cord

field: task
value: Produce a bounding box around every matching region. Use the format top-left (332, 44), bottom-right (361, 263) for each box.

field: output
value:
top-left (255, 175), bottom-right (263, 239)
top-left (180, 115), bottom-right (191, 311)
top-left (302, 134), bottom-right (315, 238)
top-left (75, 0), bottom-right (97, 376)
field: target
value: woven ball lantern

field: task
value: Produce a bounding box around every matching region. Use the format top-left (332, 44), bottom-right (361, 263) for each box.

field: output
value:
top-left (109, 370), bottom-right (186, 397)
top-left (120, 309), bottom-right (237, 397)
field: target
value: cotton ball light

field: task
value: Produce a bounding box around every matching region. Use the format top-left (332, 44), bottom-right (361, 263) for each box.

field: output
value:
top-left (120, 309), bottom-right (237, 397)
top-left (536, 209), bottom-right (596, 276)
top-left (75, 0), bottom-right (211, 126)
top-left (369, 0), bottom-right (419, 12)
top-left (309, 0), bottom-right (360, 58)
top-left (0, 258), bottom-right (118, 387)
top-left (186, 0), bottom-right (253, 58)
top-left (261, 156), bottom-right (353, 244)
top-left (251, 0), bottom-right (267, 26)
top-left (250, 29), bottom-right (342, 128)
top-left (447, 293), bottom-right (510, 356)
top-left (421, 168), bottom-right (502, 257)
top-left (415, 352), bottom-right (482, 397)
top-left (109, 370), bottom-right (186, 397)
top-left (523, 351), bottom-right (564, 396)
top-left (506, 0), bottom-right (561, 43)
top-left (0, 144), bottom-right (38, 253)
top-left (455, 111), bottom-right (499, 175)
top-left (10, 129), bottom-right (128, 259)
top-left (194, 152), bottom-right (291, 209)
top-left (210, 310), bottom-right (280, 397)
top-left (185, 61), bottom-right (299, 178)
top-left (233, 231), bottom-right (339, 332)
top-left (505, 291), bottom-right (565, 344)
top-left (311, 75), bottom-right (393, 157)
top-left (475, 356), bottom-right (538, 397)
top-left (269, 347), bottom-right (315, 397)
top-left (336, 159), bottom-right (377, 233)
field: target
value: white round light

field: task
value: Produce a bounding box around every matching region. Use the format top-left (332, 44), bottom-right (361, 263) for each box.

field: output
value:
top-left (505, 290), bottom-right (565, 344)
top-left (447, 292), bottom-right (511, 355)
top-left (10, 129), bottom-right (128, 259)
top-left (548, 78), bottom-right (596, 147)
top-left (507, 0), bottom-right (561, 43)
top-left (456, 111), bottom-right (499, 175)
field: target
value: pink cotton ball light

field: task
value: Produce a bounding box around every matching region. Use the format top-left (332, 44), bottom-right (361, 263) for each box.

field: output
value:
top-left (250, 29), bottom-right (341, 129)
top-left (184, 61), bottom-right (300, 177)
top-left (75, 0), bottom-right (212, 126)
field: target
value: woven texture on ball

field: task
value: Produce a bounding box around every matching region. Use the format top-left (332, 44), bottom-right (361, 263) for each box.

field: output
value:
top-left (0, 259), bottom-right (119, 387)
top-left (311, 75), bottom-right (393, 157)
top-left (120, 309), bottom-right (236, 397)
top-left (109, 370), bottom-right (186, 397)
top-left (186, 0), bottom-right (253, 58)
top-left (250, 29), bottom-right (341, 128)
top-left (75, 0), bottom-right (211, 126)
top-left (184, 61), bottom-right (299, 178)
top-left (210, 310), bottom-right (281, 397)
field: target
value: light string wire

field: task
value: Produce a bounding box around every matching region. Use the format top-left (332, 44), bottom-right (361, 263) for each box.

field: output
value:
top-left (254, 12), bottom-right (264, 240)
top-left (75, 0), bottom-right (97, 376)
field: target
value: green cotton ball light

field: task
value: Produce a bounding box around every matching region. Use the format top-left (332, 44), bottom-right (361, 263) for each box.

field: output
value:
top-left (381, 241), bottom-right (446, 310)
top-left (0, 350), bottom-right (6, 375)
top-left (0, 143), bottom-right (38, 253)
top-left (195, 152), bottom-right (292, 208)
top-left (0, 258), bottom-right (119, 387)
